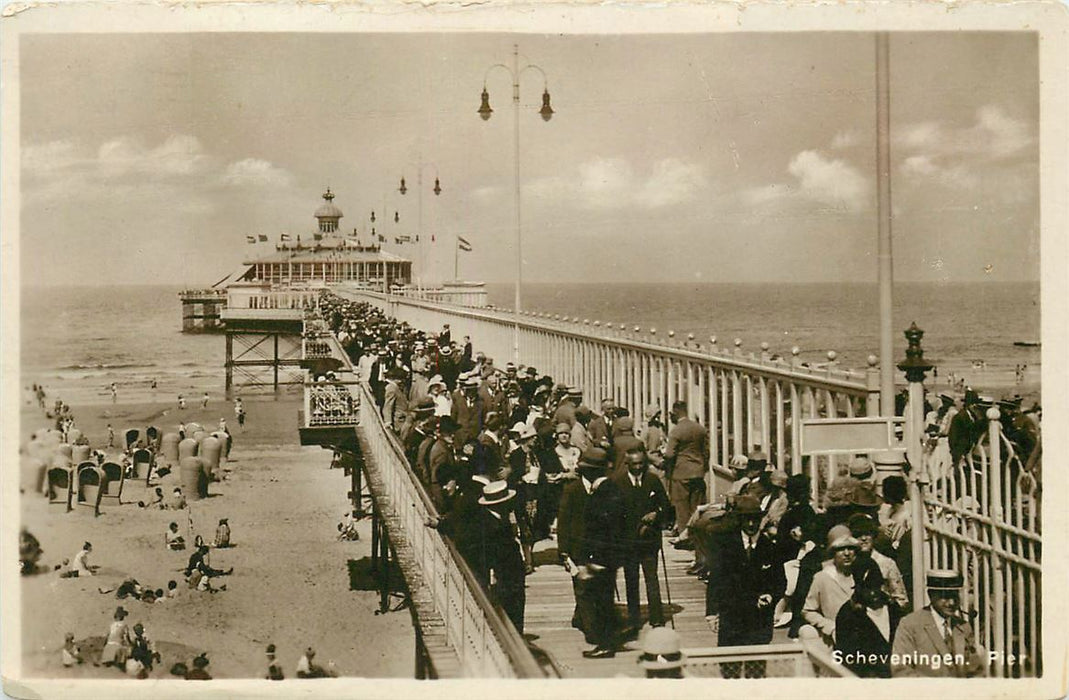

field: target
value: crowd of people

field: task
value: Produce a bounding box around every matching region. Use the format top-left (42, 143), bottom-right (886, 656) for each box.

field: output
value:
top-left (315, 290), bottom-right (994, 676)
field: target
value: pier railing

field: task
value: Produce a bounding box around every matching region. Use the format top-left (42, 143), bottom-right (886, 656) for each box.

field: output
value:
top-left (354, 379), bottom-right (547, 678)
top-left (340, 289), bottom-right (876, 503)
top-left (922, 412), bottom-right (1041, 677)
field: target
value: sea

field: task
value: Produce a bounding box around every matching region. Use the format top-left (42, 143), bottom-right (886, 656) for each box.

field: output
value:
top-left (18, 282), bottom-right (1041, 406)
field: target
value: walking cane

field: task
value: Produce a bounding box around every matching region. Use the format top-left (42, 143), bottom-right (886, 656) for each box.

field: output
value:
top-left (659, 544), bottom-right (675, 629)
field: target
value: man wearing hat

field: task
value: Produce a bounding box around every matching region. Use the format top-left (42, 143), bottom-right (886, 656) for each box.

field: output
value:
top-left (438, 344), bottom-right (460, 390)
top-left (802, 524), bottom-right (860, 647)
top-left (472, 481), bottom-right (528, 634)
top-left (265, 643), bottom-right (284, 680)
top-left (428, 416), bottom-right (462, 512)
top-left (608, 416), bottom-right (644, 477)
top-left (570, 405), bottom-right (595, 453)
top-left (382, 367), bottom-right (409, 434)
top-left (402, 399), bottom-right (435, 479)
top-left (450, 375), bottom-right (486, 448)
top-left (891, 569), bottom-right (987, 677)
top-left (664, 401), bottom-right (709, 535)
top-left (552, 386), bottom-right (583, 429)
top-left (558, 447), bottom-right (627, 658)
top-left (707, 494), bottom-right (784, 678)
top-left (478, 372), bottom-right (509, 419)
top-left (369, 350), bottom-right (390, 407)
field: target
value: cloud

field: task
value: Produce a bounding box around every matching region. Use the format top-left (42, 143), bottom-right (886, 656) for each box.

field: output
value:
top-left (96, 135), bottom-right (211, 178)
top-left (520, 156), bottom-right (708, 212)
top-left (742, 150), bottom-right (868, 213)
top-left (897, 105), bottom-right (1033, 162)
top-left (896, 105), bottom-right (1034, 196)
top-left (223, 158), bottom-right (295, 188)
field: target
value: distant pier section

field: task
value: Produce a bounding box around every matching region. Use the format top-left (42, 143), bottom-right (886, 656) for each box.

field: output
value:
top-left (179, 288), bottom-right (228, 332)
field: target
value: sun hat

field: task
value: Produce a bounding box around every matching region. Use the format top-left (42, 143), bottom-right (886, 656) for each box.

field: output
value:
top-left (478, 480), bottom-right (517, 506)
top-left (555, 422), bottom-right (571, 436)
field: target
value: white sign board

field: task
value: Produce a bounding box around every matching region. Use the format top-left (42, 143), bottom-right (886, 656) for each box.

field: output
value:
top-left (800, 417), bottom-right (906, 455)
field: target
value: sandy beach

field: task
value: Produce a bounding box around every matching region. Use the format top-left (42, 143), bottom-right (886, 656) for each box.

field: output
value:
top-left (18, 392), bottom-right (415, 680)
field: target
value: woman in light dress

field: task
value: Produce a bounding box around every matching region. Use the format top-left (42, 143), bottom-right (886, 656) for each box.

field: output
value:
top-left (98, 606), bottom-right (133, 668)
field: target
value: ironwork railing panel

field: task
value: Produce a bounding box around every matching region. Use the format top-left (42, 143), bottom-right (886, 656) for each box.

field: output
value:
top-left (683, 642), bottom-right (855, 678)
top-left (923, 411), bottom-right (1041, 677)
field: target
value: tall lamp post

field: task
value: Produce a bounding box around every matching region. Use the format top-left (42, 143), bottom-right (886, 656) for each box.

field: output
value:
top-left (398, 159), bottom-right (442, 293)
top-left (478, 44), bottom-right (554, 361)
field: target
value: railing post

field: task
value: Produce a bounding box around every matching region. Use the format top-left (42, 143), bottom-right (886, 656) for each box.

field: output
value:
top-left (865, 354), bottom-right (881, 417)
top-left (987, 407), bottom-right (1006, 677)
top-left (898, 323), bottom-right (933, 608)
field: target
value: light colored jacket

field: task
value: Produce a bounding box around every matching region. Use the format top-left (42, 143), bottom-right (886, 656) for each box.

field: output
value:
top-left (802, 561), bottom-right (854, 641)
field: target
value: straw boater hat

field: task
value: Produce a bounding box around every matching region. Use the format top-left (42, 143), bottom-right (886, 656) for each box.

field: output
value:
top-left (926, 568), bottom-right (964, 591)
top-left (439, 346), bottom-right (452, 356)
top-left (638, 627), bottom-right (686, 671)
top-left (826, 524), bottom-right (860, 551)
top-left (462, 375), bottom-right (480, 389)
top-left (566, 385), bottom-right (583, 397)
top-left (729, 454), bottom-right (749, 472)
top-left (471, 474), bottom-right (492, 487)
top-left (427, 375), bottom-right (446, 390)
top-left (478, 480), bottom-right (517, 506)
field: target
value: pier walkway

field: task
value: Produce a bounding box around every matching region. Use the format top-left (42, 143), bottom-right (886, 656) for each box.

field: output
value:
top-left (278, 286), bottom-right (1038, 678)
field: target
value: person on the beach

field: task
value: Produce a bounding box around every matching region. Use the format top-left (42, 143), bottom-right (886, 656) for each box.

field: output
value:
top-left (127, 623), bottom-right (160, 678)
top-left (110, 383), bottom-right (118, 403)
top-left (213, 518), bottom-right (231, 548)
top-left (178, 394), bottom-right (186, 410)
top-left (166, 522), bottom-right (186, 551)
top-left (107, 423), bottom-right (115, 447)
top-left (165, 487), bottom-right (187, 510)
top-left (184, 654), bottom-right (212, 680)
top-left (19, 529), bottom-right (43, 575)
top-left (235, 398), bottom-right (246, 430)
top-left (201, 392), bottom-right (209, 409)
top-left (265, 644), bottom-right (285, 680)
top-left (62, 633), bottom-right (83, 667)
top-left (296, 647), bottom-right (336, 678)
top-left (62, 542), bottom-right (95, 578)
top-left (97, 606), bottom-right (133, 668)
top-left (185, 545), bottom-right (232, 591)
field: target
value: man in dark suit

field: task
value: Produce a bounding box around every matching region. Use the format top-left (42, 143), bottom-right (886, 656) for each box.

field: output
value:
top-left (587, 397), bottom-right (616, 448)
top-left (450, 375), bottom-right (486, 448)
top-left (611, 445), bottom-right (672, 630)
top-left (471, 481), bottom-right (527, 635)
top-left (663, 400), bottom-right (709, 534)
top-left (558, 447), bottom-right (627, 659)
top-left (428, 417), bottom-right (462, 513)
top-left (368, 350), bottom-right (389, 408)
top-left (708, 495), bottom-right (784, 678)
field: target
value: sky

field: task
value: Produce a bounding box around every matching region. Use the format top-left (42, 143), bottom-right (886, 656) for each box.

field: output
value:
top-left (19, 31), bottom-right (1039, 286)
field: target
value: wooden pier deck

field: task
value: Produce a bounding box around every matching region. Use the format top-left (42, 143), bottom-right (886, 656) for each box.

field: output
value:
top-left (523, 534), bottom-right (791, 678)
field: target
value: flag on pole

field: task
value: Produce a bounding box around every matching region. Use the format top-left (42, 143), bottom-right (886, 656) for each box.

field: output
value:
top-left (258, 234), bottom-right (268, 242)
top-left (457, 236), bottom-right (472, 252)
top-left (280, 233), bottom-right (291, 242)
top-left (246, 235), bottom-right (256, 244)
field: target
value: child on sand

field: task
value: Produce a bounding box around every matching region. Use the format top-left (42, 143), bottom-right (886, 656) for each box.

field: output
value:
top-left (62, 633), bottom-right (83, 667)
top-left (166, 522), bottom-right (186, 551)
